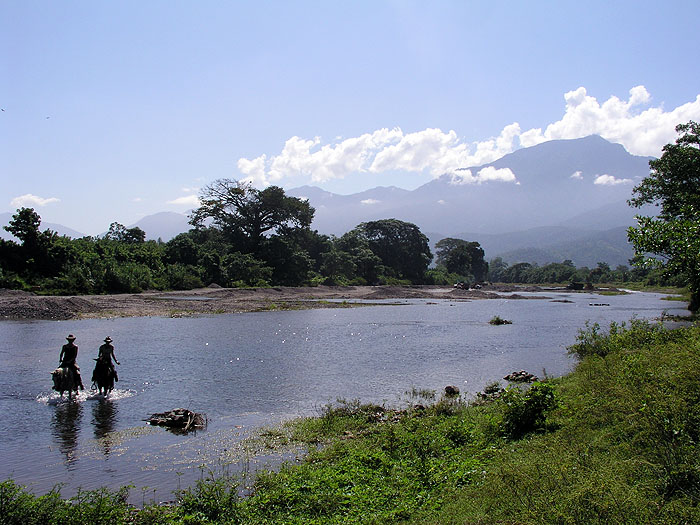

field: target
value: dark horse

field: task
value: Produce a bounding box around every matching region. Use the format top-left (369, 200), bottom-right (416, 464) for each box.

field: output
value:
top-left (91, 359), bottom-right (116, 396)
top-left (51, 367), bottom-right (80, 398)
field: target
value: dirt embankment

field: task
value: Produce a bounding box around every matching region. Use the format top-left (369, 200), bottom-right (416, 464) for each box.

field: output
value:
top-left (0, 284), bottom-right (553, 321)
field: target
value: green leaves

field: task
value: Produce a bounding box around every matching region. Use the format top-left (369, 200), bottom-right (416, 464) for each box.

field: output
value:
top-left (501, 383), bottom-right (557, 439)
top-left (346, 219), bottom-right (432, 282)
top-left (190, 179), bottom-right (315, 254)
top-left (628, 121), bottom-right (700, 311)
top-left (435, 238), bottom-right (488, 282)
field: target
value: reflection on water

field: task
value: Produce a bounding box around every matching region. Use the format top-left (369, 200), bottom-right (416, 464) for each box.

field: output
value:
top-left (92, 398), bottom-right (117, 456)
top-left (51, 401), bottom-right (83, 468)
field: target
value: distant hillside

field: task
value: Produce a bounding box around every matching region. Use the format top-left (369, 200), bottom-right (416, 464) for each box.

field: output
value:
top-left (289, 135), bottom-right (654, 237)
top-left (446, 226), bottom-right (596, 258)
top-left (493, 226), bottom-right (635, 268)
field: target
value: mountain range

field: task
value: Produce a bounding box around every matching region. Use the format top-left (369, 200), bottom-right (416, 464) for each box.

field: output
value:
top-left (1, 136), bottom-right (656, 268)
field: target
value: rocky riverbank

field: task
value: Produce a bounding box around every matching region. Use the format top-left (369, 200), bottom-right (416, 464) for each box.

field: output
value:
top-left (0, 284), bottom-right (557, 320)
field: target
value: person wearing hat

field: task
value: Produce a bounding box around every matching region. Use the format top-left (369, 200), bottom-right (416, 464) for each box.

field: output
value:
top-left (95, 336), bottom-right (120, 382)
top-left (59, 334), bottom-right (84, 390)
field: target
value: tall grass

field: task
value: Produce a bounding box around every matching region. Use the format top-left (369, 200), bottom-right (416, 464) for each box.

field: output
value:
top-left (425, 320), bottom-right (700, 524)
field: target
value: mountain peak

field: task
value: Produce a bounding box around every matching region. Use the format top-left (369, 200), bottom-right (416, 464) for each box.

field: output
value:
top-left (130, 211), bottom-right (190, 241)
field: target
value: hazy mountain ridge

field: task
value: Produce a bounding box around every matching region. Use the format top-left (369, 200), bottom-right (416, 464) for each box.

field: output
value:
top-left (1, 136), bottom-right (656, 267)
top-left (130, 211), bottom-right (192, 241)
top-left (491, 226), bottom-right (635, 268)
top-left (289, 135), bottom-right (653, 236)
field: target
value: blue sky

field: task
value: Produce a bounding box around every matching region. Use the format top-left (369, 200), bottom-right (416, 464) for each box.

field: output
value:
top-left (2, 1), bottom-right (700, 235)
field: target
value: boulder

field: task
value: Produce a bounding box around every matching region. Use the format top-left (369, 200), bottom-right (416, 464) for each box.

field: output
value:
top-left (503, 370), bottom-right (538, 383)
top-left (444, 385), bottom-right (460, 397)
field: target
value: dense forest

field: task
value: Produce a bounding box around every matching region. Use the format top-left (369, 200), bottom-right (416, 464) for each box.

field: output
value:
top-left (0, 183), bottom-right (672, 296)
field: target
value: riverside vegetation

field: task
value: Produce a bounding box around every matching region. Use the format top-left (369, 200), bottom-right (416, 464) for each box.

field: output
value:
top-left (3, 318), bottom-right (700, 524)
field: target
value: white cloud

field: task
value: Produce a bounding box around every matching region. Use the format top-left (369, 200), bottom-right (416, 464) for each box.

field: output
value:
top-left (437, 199), bottom-right (446, 205)
top-left (475, 166), bottom-right (517, 184)
top-left (236, 86), bottom-right (700, 188)
top-left (361, 198), bottom-right (380, 205)
top-left (237, 154), bottom-right (268, 186)
top-left (449, 170), bottom-right (473, 185)
top-left (10, 194), bottom-right (60, 208)
top-left (519, 86), bottom-right (700, 155)
top-left (593, 174), bottom-right (633, 186)
top-left (237, 125), bottom-right (520, 188)
top-left (448, 167), bottom-right (516, 185)
top-left (570, 171), bottom-right (583, 180)
top-left (168, 195), bottom-right (200, 206)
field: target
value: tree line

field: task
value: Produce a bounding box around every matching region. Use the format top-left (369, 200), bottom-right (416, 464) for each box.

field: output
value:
top-left (0, 194), bottom-right (672, 296)
top-left (1, 122), bottom-right (697, 311)
top-left (486, 258), bottom-right (679, 287)
top-left (0, 180), bottom-right (443, 294)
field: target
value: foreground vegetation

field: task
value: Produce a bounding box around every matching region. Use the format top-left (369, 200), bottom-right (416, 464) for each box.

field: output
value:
top-left (3, 319), bottom-right (700, 523)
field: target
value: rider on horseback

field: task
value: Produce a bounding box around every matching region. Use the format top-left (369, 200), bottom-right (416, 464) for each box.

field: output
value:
top-left (94, 336), bottom-right (120, 382)
top-left (59, 334), bottom-right (85, 390)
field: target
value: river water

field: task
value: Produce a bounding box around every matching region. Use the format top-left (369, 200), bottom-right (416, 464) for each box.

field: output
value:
top-left (0, 290), bottom-right (687, 502)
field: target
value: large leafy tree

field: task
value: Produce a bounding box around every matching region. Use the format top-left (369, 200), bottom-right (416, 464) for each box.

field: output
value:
top-left (628, 121), bottom-right (700, 312)
top-left (435, 238), bottom-right (488, 282)
top-left (335, 231), bottom-right (384, 284)
top-left (3, 207), bottom-right (68, 277)
top-left (4, 207), bottom-right (43, 246)
top-left (190, 179), bottom-right (315, 254)
top-left (104, 222), bottom-right (146, 244)
top-left (347, 219), bottom-right (432, 282)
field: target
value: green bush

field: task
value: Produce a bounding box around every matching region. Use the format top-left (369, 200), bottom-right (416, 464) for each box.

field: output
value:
top-left (166, 264), bottom-right (204, 290)
top-left (0, 268), bottom-right (26, 290)
top-left (568, 319), bottom-right (676, 359)
top-left (174, 476), bottom-right (241, 523)
top-left (0, 481), bottom-right (133, 525)
top-left (103, 262), bottom-right (155, 293)
top-left (501, 382), bottom-right (557, 439)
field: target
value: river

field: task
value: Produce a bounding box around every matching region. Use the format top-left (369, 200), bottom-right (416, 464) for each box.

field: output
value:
top-left (0, 290), bottom-right (687, 503)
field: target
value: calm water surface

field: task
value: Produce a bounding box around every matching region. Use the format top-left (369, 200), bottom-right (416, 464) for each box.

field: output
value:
top-left (0, 290), bottom-right (687, 502)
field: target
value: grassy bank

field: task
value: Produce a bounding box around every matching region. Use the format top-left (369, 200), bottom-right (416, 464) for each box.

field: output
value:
top-left (3, 319), bottom-right (700, 523)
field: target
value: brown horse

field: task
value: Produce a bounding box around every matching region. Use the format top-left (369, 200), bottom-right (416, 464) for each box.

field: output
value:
top-left (91, 359), bottom-right (116, 396)
top-left (51, 367), bottom-right (79, 398)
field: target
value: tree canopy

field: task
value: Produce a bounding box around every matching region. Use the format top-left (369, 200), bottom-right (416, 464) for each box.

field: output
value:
top-left (434, 238), bottom-right (488, 282)
top-left (104, 222), bottom-right (146, 244)
top-left (189, 179), bottom-right (315, 253)
top-left (628, 121), bottom-right (700, 312)
top-left (344, 219), bottom-right (432, 283)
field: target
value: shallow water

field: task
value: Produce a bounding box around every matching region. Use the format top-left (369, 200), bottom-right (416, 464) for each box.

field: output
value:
top-left (0, 290), bottom-right (687, 502)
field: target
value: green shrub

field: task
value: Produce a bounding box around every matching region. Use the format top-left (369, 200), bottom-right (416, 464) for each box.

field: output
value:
top-left (568, 319), bottom-right (675, 359)
top-left (501, 382), bottom-right (557, 439)
top-left (174, 476), bottom-right (241, 523)
top-left (166, 264), bottom-right (204, 290)
top-left (0, 481), bottom-right (133, 525)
